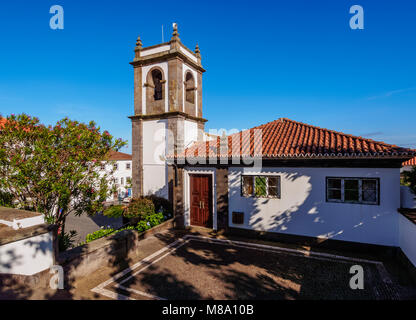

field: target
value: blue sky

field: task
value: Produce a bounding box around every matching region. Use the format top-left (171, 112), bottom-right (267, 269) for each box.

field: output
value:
top-left (0, 0), bottom-right (415, 153)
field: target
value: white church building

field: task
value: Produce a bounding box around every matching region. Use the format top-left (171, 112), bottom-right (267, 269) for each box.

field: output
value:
top-left (128, 24), bottom-right (416, 267)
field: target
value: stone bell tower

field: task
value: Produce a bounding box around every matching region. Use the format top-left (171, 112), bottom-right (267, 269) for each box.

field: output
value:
top-left (129, 23), bottom-right (206, 200)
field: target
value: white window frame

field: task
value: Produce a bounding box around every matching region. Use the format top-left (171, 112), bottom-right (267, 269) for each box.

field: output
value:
top-left (326, 177), bottom-right (379, 205)
top-left (241, 175), bottom-right (281, 199)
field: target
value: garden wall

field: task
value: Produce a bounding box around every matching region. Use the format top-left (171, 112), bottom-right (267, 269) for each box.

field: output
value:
top-left (58, 218), bottom-right (174, 280)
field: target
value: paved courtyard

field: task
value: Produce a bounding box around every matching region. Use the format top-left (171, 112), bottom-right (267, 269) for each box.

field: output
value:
top-left (66, 211), bottom-right (123, 245)
top-left (91, 233), bottom-right (416, 300)
top-left (2, 229), bottom-right (415, 300)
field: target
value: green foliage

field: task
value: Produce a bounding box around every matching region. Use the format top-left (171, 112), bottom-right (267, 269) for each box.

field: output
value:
top-left (146, 195), bottom-right (173, 215)
top-left (58, 230), bottom-right (78, 251)
top-left (85, 225), bottom-right (136, 243)
top-left (136, 212), bottom-right (165, 232)
top-left (103, 205), bottom-right (125, 218)
top-left (403, 166), bottom-right (416, 195)
top-left (123, 198), bottom-right (155, 218)
top-left (85, 227), bottom-right (116, 243)
top-left (0, 191), bottom-right (14, 208)
top-left (83, 212), bottom-right (168, 244)
top-left (0, 114), bottom-right (126, 229)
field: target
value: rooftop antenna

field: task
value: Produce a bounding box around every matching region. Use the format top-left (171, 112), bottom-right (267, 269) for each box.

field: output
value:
top-left (161, 25), bottom-right (164, 42)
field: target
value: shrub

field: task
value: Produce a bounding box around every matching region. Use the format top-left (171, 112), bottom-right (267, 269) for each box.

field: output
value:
top-left (0, 191), bottom-right (14, 208)
top-left (103, 205), bottom-right (125, 218)
top-left (58, 230), bottom-right (78, 251)
top-left (123, 198), bottom-right (155, 219)
top-left (136, 212), bottom-right (165, 232)
top-left (136, 220), bottom-right (152, 233)
top-left (403, 166), bottom-right (416, 195)
top-left (146, 195), bottom-right (173, 215)
top-left (82, 211), bottom-right (169, 244)
top-left (85, 225), bottom-right (135, 243)
top-left (85, 228), bottom-right (115, 243)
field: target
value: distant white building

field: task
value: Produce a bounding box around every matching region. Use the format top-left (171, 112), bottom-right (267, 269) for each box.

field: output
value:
top-left (402, 156), bottom-right (416, 173)
top-left (100, 151), bottom-right (132, 201)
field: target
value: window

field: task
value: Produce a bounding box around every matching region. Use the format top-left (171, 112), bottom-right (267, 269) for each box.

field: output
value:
top-left (126, 163), bottom-right (131, 170)
top-left (232, 212), bottom-right (244, 224)
top-left (100, 163), bottom-right (105, 170)
top-left (152, 69), bottom-right (163, 101)
top-left (185, 72), bottom-right (195, 104)
top-left (326, 177), bottom-right (379, 205)
top-left (113, 163), bottom-right (118, 171)
top-left (121, 177), bottom-right (124, 185)
top-left (242, 175), bottom-right (281, 198)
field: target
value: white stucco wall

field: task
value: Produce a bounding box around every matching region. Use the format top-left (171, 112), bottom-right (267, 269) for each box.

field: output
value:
top-left (399, 213), bottom-right (416, 267)
top-left (0, 231), bottom-right (54, 275)
top-left (143, 119), bottom-right (169, 198)
top-left (184, 120), bottom-right (198, 149)
top-left (400, 186), bottom-right (416, 209)
top-left (228, 167), bottom-right (400, 247)
top-left (140, 45), bottom-right (170, 57)
top-left (401, 165), bottom-right (413, 173)
top-left (179, 45), bottom-right (198, 63)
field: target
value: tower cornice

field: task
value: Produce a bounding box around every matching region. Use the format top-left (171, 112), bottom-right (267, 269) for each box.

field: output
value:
top-left (130, 46), bottom-right (205, 73)
top-left (129, 111), bottom-right (208, 123)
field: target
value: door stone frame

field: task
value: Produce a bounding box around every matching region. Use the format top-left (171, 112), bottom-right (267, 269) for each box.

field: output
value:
top-left (184, 167), bottom-right (217, 230)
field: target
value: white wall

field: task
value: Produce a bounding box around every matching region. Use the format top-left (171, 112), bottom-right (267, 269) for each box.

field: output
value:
top-left (143, 119), bottom-right (169, 198)
top-left (0, 231), bottom-right (54, 275)
top-left (228, 167), bottom-right (400, 247)
top-left (401, 165), bottom-right (413, 173)
top-left (400, 186), bottom-right (416, 209)
top-left (179, 45), bottom-right (198, 63)
top-left (399, 213), bottom-right (416, 267)
top-left (184, 120), bottom-right (198, 149)
top-left (140, 45), bottom-right (170, 57)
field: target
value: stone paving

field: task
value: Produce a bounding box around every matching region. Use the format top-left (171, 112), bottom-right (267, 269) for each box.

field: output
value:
top-left (1, 228), bottom-right (416, 300)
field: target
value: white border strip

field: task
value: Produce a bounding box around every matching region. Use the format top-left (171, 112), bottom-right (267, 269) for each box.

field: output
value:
top-left (91, 237), bottom-right (188, 300)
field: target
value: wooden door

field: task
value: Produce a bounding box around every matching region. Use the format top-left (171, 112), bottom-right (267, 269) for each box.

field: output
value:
top-left (190, 175), bottom-right (212, 228)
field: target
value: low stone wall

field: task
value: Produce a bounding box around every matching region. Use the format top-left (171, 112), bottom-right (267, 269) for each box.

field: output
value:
top-left (0, 219), bottom-right (174, 293)
top-left (399, 212), bottom-right (416, 267)
top-left (0, 224), bottom-right (57, 276)
top-left (58, 218), bottom-right (174, 281)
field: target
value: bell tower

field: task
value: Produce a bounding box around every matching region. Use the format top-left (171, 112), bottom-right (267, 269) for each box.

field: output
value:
top-left (129, 24), bottom-right (206, 200)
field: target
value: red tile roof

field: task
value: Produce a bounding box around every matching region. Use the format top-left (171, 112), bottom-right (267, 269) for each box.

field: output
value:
top-left (175, 118), bottom-right (415, 160)
top-left (107, 150), bottom-right (132, 161)
top-left (403, 156), bottom-right (416, 166)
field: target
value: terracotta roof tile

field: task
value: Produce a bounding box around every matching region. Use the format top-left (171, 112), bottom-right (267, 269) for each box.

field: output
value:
top-left (106, 150), bottom-right (132, 161)
top-left (174, 118), bottom-right (415, 160)
top-left (403, 156), bottom-right (416, 166)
